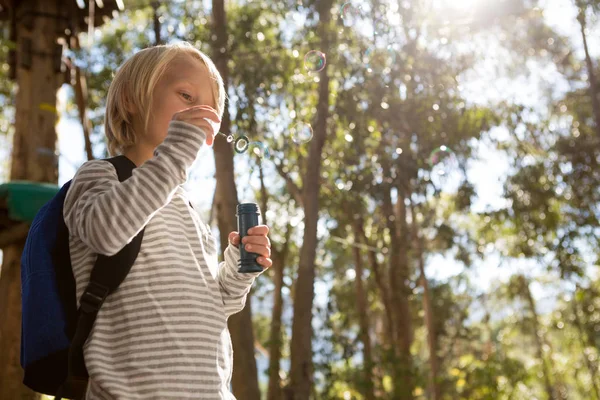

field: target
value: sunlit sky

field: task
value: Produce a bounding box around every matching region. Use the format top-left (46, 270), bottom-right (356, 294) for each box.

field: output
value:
top-left (1, 0), bottom-right (599, 310)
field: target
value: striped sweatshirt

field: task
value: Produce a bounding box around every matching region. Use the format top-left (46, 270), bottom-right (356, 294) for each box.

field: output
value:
top-left (63, 121), bottom-right (262, 399)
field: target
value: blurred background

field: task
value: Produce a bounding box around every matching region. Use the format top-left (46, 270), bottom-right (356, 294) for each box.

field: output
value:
top-left (0, 0), bottom-right (599, 399)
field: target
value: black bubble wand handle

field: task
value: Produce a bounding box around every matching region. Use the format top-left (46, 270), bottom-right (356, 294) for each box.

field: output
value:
top-left (237, 203), bottom-right (263, 273)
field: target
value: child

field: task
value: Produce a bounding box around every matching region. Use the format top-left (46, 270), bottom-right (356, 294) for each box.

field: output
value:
top-left (63, 42), bottom-right (272, 399)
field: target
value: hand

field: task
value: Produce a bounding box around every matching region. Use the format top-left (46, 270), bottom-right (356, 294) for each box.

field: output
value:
top-left (172, 105), bottom-right (221, 146)
top-left (228, 225), bottom-right (272, 270)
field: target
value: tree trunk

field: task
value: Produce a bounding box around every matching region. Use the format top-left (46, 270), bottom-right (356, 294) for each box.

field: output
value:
top-left (260, 161), bottom-right (293, 400)
top-left (151, 1), bottom-right (162, 46)
top-left (382, 172), bottom-right (414, 400)
top-left (229, 294), bottom-right (260, 399)
top-left (0, 245), bottom-right (38, 400)
top-left (413, 228), bottom-right (440, 400)
top-left (288, 1), bottom-right (332, 398)
top-left (352, 230), bottom-right (376, 400)
top-left (211, 1), bottom-right (260, 398)
top-left (577, 7), bottom-right (600, 139)
top-left (358, 220), bottom-right (395, 347)
top-left (571, 297), bottom-right (600, 400)
top-left (0, 1), bottom-right (62, 398)
top-left (266, 226), bottom-right (291, 400)
top-left (480, 294), bottom-right (495, 359)
top-left (64, 35), bottom-right (94, 161)
top-left (265, 252), bottom-right (285, 400)
top-left (73, 61), bottom-right (94, 161)
top-left (522, 277), bottom-right (555, 400)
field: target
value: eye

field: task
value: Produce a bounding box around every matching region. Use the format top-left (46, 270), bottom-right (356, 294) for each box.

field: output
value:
top-left (179, 92), bottom-right (194, 102)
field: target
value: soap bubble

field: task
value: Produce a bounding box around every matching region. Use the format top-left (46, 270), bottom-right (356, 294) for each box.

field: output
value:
top-left (290, 122), bottom-right (313, 144)
top-left (234, 135), bottom-right (250, 153)
top-left (373, 15), bottom-right (392, 36)
top-left (217, 131), bottom-right (235, 143)
top-left (429, 145), bottom-right (459, 187)
top-left (304, 50), bottom-right (326, 73)
top-left (248, 141), bottom-right (270, 159)
top-left (429, 145), bottom-right (455, 166)
top-left (341, 3), bottom-right (363, 26)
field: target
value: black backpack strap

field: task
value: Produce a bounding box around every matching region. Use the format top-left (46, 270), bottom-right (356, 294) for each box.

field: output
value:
top-left (58, 155), bottom-right (145, 399)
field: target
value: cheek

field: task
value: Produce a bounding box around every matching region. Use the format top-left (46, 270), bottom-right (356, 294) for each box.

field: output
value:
top-left (147, 93), bottom-right (188, 143)
top-left (150, 99), bottom-right (177, 126)
top-left (146, 112), bottom-right (171, 144)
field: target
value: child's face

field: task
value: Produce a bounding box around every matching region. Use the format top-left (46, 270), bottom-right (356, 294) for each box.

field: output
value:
top-left (144, 53), bottom-right (217, 149)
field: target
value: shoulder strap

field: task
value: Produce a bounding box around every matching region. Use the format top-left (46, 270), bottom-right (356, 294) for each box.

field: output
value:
top-left (105, 155), bottom-right (137, 181)
top-left (85, 155), bottom-right (144, 307)
top-left (58, 155), bottom-right (144, 400)
top-left (84, 155), bottom-right (144, 310)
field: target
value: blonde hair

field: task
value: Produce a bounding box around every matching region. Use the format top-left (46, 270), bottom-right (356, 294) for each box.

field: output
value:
top-left (104, 42), bottom-right (226, 156)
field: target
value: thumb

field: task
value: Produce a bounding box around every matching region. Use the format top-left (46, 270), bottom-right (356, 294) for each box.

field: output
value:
top-left (228, 231), bottom-right (240, 246)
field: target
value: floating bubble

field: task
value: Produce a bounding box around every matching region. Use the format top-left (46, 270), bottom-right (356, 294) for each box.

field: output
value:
top-left (304, 50), bottom-right (326, 73)
top-left (429, 145), bottom-right (454, 166)
top-left (218, 131), bottom-right (239, 144)
top-left (290, 122), bottom-right (313, 144)
top-left (373, 16), bottom-right (390, 36)
top-left (234, 135), bottom-right (250, 153)
top-left (429, 145), bottom-right (459, 187)
top-left (341, 3), bottom-right (363, 26)
top-left (248, 141), bottom-right (270, 159)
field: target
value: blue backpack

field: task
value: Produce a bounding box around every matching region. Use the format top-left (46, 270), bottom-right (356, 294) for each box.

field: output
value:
top-left (20, 155), bottom-right (145, 400)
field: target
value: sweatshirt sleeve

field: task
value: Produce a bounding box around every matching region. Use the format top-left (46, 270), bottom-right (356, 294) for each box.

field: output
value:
top-left (63, 121), bottom-right (206, 256)
top-left (216, 244), bottom-right (263, 318)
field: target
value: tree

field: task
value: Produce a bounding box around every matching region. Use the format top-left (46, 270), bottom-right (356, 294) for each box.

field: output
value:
top-left (288, 0), bottom-right (333, 398)
top-left (0, 1), bottom-right (65, 398)
top-left (211, 0), bottom-right (261, 397)
top-left (575, 0), bottom-right (600, 139)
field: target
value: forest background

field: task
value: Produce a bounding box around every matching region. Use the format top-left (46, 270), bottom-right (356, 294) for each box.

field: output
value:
top-left (1, 0), bottom-right (600, 399)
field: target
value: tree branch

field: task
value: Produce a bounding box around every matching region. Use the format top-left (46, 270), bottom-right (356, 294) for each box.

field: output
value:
top-left (273, 158), bottom-right (304, 208)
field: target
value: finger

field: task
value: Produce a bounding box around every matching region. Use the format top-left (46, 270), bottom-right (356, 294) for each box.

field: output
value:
top-left (247, 225), bottom-right (269, 236)
top-left (173, 107), bottom-right (221, 123)
top-left (176, 118), bottom-right (218, 143)
top-left (257, 257), bottom-right (272, 269)
top-left (244, 244), bottom-right (271, 258)
top-left (176, 115), bottom-right (219, 123)
top-left (179, 105), bottom-right (218, 114)
top-left (174, 115), bottom-right (221, 128)
top-left (175, 117), bottom-right (220, 131)
top-left (242, 236), bottom-right (270, 248)
top-left (174, 114), bottom-right (220, 125)
top-left (228, 232), bottom-right (240, 246)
